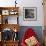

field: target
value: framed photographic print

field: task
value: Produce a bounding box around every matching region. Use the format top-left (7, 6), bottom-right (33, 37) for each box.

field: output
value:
top-left (9, 9), bottom-right (18, 15)
top-left (2, 10), bottom-right (9, 15)
top-left (23, 7), bottom-right (37, 21)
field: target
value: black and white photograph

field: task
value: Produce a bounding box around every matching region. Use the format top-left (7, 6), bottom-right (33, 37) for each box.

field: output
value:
top-left (23, 7), bottom-right (37, 21)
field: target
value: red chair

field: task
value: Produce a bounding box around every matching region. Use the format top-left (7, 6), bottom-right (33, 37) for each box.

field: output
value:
top-left (21, 28), bottom-right (41, 46)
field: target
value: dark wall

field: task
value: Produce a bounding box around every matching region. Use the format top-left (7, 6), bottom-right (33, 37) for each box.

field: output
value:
top-left (18, 26), bottom-right (43, 43)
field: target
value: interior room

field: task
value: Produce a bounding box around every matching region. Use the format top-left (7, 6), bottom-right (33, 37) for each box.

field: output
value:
top-left (0, 0), bottom-right (46, 46)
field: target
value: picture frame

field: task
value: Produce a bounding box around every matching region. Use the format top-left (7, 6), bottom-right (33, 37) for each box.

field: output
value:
top-left (2, 10), bottom-right (9, 15)
top-left (23, 7), bottom-right (37, 21)
top-left (9, 10), bottom-right (18, 15)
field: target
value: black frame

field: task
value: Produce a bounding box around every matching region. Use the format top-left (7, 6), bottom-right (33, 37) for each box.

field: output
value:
top-left (23, 7), bottom-right (37, 21)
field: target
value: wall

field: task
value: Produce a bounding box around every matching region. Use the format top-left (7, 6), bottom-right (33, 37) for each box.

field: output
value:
top-left (0, 0), bottom-right (44, 26)
top-left (18, 0), bottom-right (44, 26)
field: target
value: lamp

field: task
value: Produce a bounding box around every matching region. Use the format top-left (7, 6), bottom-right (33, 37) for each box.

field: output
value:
top-left (15, 0), bottom-right (17, 7)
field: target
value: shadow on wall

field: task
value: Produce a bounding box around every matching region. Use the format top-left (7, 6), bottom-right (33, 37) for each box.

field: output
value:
top-left (18, 26), bottom-right (43, 44)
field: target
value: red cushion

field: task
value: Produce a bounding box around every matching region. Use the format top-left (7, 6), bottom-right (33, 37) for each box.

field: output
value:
top-left (21, 28), bottom-right (41, 46)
